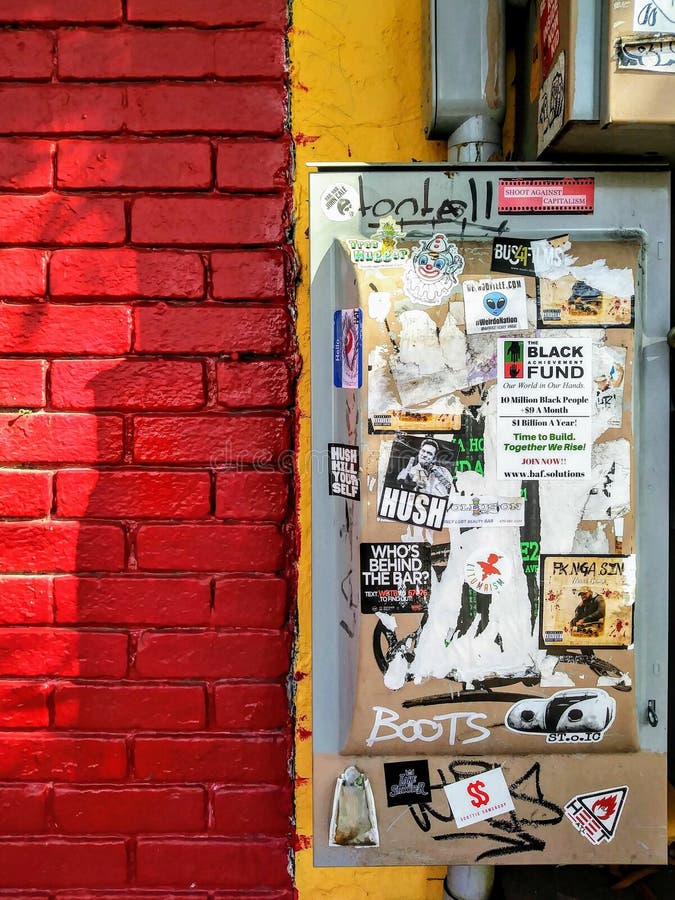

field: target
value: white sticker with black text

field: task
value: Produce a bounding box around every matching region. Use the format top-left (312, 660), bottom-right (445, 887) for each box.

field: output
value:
top-left (443, 767), bottom-right (515, 829)
top-left (462, 277), bottom-right (528, 334)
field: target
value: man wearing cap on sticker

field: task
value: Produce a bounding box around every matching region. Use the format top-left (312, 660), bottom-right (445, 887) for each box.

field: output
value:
top-left (570, 587), bottom-right (605, 635)
top-left (397, 439), bottom-right (454, 497)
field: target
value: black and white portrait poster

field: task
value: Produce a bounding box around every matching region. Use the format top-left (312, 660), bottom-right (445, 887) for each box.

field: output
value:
top-left (378, 433), bottom-right (458, 531)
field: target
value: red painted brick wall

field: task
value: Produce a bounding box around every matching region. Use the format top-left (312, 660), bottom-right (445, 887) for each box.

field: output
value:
top-left (0, 1), bottom-right (295, 895)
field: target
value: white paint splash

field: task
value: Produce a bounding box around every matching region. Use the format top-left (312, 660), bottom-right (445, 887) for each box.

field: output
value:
top-left (368, 290), bottom-right (391, 322)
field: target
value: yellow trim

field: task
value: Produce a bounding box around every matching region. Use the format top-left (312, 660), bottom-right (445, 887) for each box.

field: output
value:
top-left (291, 2), bottom-right (448, 894)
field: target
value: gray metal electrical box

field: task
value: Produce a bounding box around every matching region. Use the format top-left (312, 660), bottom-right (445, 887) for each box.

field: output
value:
top-left (309, 161), bottom-right (669, 867)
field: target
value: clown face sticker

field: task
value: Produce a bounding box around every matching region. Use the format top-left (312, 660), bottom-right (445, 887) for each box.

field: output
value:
top-left (462, 276), bottom-right (529, 334)
top-left (402, 233), bottom-right (464, 306)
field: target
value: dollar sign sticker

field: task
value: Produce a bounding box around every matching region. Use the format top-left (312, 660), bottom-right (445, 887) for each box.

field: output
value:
top-left (467, 779), bottom-right (490, 808)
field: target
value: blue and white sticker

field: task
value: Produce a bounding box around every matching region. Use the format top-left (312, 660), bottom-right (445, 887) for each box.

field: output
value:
top-left (462, 276), bottom-right (528, 334)
top-left (333, 308), bottom-right (362, 388)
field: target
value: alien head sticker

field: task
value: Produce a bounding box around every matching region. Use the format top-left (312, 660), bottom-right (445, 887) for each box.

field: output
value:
top-left (505, 688), bottom-right (616, 743)
top-left (463, 276), bottom-right (529, 334)
top-left (402, 233), bottom-right (464, 306)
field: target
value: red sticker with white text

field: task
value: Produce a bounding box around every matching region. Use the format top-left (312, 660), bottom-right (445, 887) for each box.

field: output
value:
top-left (498, 178), bottom-right (594, 215)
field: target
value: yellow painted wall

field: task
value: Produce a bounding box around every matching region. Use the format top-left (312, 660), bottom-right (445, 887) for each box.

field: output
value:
top-left (290, 2), bottom-right (448, 896)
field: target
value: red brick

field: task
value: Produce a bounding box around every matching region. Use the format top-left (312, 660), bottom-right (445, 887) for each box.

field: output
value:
top-left (0, 305), bottom-right (131, 355)
top-left (50, 359), bottom-right (205, 410)
top-left (55, 576), bottom-right (210, 626)
top-left (125, 84), bottom-right (285, 135)
top-left (0, 522), bottom-right (125, 573)
top-left (56, 470), bottom-right (211, 519)
top-left (0, 736), bottom-right (126, 780)
top-left (56, 895), bottom-right (208, 900)
top-left (214, 893), bottom-right (291, 900)
top-left (0, 30), bottom-right (53, 78)
top-left (136, 838), bottom-right (289, 889)
top-left (0, 840), bottom-right (126, 888)
top-left (0, 139), bottom-right (53, 189)
top-left (53, 786), bottom-right (206, 834)
top-left (57, 139), bottom-right (211, 191)
top-left (0, 629), bottom-right (127, 677)
top-left (127, 0), bottom-right (287, 27)
top-left (215, 471), bottom-right (288, 521)
top-left (0, 577), bottom-right (52, 623)
top-left (0, 195), bottom-right (124, 244)
top-left (0, 359), bottom-right (47, 406)
top-left (0, 1), bottom-right (122, 23)
top-left (55, 684), bottom-right (205, 730)
top-left (0, 785), bottom-right (49, 832)
top-left (212, 785), bottom-right (291, 835)
top-left (56, 893), bottom-right (207, 900)
top-left (213, 577), bottom-right (287, 628)
top-left (0, 249), bottom-right (47, 297)
top-left (135, 631), bottom-right (290, 679)
top-left (0, 470), bottom-right (51, 517)
top-left (136, 524), bottom-right (283, 573)
top-left (134, 735), bottom-right (288, 782)
top-left (59, 29), bottom-right (283, 80)
top-left (50, 249), bottom-right (205, 298)
top-left (134, 306), bottom-right (290, 354)
top-left (217, 361), bottom-right (290, 409)
top-left (0, 682), bottom-right (50, 727)
top-left (132, 415), bottom-right (290, 464)
top-left (0, 413), bottom-right (123, 463)
top-left (132, 196), bottom-right (286, 246)
top-left (217, 140), bottom-right (290, 192)
top-left (211, 250), bottom-right (286, 300)
top-left (0, 84), bottom-right (124, 134)
top-left (214, 682), bottom-right (288, 730)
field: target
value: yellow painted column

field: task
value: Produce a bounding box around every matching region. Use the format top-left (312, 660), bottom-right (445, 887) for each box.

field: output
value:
top-left (290, 2), bottom-right (448, 896)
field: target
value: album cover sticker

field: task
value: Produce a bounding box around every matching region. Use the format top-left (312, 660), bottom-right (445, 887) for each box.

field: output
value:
top-left (539, 554), bottom-right (635, 649)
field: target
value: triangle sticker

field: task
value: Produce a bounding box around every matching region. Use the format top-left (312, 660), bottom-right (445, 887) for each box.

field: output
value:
top-left (576, 786), bottom-right (628, 840)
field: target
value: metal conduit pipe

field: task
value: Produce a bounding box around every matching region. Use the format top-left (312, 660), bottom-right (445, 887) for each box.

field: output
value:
top-left (424, 0), bottom-right (506, 161)
top-left (443, 864), bottom-right (495, 900)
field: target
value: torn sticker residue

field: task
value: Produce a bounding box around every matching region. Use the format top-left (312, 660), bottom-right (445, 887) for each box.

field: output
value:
top-left (617, 37), bottom-right (675, 71)
top-left (329, 766), bottom-right (379, 847)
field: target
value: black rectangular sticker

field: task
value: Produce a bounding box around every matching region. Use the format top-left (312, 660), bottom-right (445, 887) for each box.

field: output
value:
top-left (383, 760), bottom-right (432, 807)
top-left (328, 443), bottom-right (360, 500)
top-left (360, 542), bottom-right (431, 613)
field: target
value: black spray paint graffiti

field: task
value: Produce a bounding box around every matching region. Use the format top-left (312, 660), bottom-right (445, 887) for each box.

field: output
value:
top-left (538, 70), bottom-right (564, 139)
top-left (408, 760), bottom-right (564, 860)
top-left (358, 176), bottom-right (509, 235)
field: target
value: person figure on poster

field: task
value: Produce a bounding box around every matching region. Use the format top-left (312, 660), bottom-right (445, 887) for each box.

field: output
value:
top-left (397, 439), bottom-right (454, 497)
top-left (570, 587), bottom-right (605, 635)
